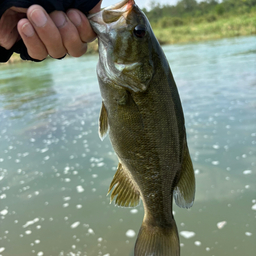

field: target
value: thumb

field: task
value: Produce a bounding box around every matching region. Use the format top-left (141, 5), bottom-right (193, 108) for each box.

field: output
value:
top-left (0, 9), bottom-right (26, 49)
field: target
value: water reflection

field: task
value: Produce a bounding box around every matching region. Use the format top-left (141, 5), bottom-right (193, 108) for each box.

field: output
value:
top-left (0, 61), bottom-right (57, 120)
top-left (0, 36), bottom-right (256, 256)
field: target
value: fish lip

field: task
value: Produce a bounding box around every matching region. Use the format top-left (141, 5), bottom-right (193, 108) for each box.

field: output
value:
top-left (88, 0), bottom-right (135, 24)
top-left (104, 0), bottom-right (135, 11)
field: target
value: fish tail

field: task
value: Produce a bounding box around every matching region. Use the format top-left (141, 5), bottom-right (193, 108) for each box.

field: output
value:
top-left (134, 218), bottom-right (180, 256)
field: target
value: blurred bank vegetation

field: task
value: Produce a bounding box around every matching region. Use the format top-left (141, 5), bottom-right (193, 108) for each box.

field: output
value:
top-left (6, 0), bottom-right (256, 64)
top-left (143, 0), bottom-right (256, 44)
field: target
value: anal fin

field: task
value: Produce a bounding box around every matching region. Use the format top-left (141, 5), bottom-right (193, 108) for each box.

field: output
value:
top-left (108, 162), bottom-right (140, 207)
top-left (174, 142), bottom-right (195, 209)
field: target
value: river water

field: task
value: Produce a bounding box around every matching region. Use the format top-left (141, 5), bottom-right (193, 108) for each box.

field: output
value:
top-left (0, 35), bottom-right (256, 256)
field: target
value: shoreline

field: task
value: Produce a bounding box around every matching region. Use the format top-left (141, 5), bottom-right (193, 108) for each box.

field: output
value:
top-left (3, 40), bottom-right (99, 65)
top-left (152, 12), bottom-right (256, 45)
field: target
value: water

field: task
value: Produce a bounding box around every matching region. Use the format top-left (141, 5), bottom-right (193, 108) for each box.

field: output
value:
top-left (0, 35), bottom-right (256, 256)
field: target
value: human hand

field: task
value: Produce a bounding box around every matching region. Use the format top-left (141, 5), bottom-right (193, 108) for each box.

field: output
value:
top-left (0, 1), bottom-right (102, 60)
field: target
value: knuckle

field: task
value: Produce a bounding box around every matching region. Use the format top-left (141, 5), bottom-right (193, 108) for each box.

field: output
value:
top-left (44, 35), bottom-right (66, 59)
top-left (0, 38), bottom-right (13, 50)
top-left (68, 44), bottom-right (87, 57)
top-left (0, 30), bottom-right (13, 49)
top-left (26, 43), bottom-right (48, 60)
top-left (29, 51), bottom-right (48, 60)
top-left (49, 33), bottom-right (62, 43)
top-left (49, 50), bottom-right (66, 59)
top-left (85, 34), bottom-right (97, 43)
top-left (64, 32), bottom-right (78, 47)
top-left (63, 34), bottom-right (86, 57)
top-left (79, 28), bottom-right (96, 43)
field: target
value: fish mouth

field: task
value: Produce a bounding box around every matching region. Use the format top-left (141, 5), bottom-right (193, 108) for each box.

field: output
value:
top-left (104, 0), bottom-right (135, 12)
top-left (88, 0), bottom-right (135, 26)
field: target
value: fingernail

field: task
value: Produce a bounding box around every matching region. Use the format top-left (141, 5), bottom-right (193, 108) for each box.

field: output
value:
top-left (52, 12), bottom-right (67, 28)
top-left (67, 10), bottom-right (82, 26)
top-left (30, 9), bottom-right (47, 27)
top-left (22, 23), bottom-right (35, 37)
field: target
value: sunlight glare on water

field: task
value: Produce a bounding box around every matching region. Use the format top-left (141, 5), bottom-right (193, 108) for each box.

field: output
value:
top-left (0, 36), bottom-right (256, 256)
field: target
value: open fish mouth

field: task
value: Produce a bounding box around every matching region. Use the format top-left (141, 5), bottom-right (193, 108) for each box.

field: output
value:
top-left (88, 0), bottom-right (135, 26)
top-left (104, 0), bottom-right (135, 12)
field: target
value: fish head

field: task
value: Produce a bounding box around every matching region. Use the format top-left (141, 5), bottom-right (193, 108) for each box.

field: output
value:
top-left (88, 0), bottom-right (157, 93)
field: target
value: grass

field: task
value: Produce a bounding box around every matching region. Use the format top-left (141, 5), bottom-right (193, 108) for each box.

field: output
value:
top-left (152, 12), bottom-right (256, 45)
top-left (4, 11), bottom-right (256, 64)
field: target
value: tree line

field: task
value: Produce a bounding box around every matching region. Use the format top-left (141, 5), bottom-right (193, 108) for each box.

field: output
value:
top-left (142, 0), bottom-right (256, 27)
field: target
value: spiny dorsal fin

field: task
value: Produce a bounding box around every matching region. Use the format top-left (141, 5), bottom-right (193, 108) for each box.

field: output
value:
top-left (174, 142), bottom-right (195, 209)
top-left (108, 163), bottom-right (140, 207)
top-left (99, 102), bottom-right (109, 141)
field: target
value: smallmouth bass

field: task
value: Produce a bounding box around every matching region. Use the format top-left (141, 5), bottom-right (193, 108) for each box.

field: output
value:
top-left (89, 1), bottom-right (195, 255)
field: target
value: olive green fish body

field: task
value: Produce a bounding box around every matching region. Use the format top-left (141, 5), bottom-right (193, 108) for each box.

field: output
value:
top-left (89, 1), bottom-right (195, 255)
top-left (99, 63), bottom-right (180, 216)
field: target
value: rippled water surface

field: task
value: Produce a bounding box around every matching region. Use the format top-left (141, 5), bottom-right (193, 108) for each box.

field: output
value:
top-left (0, 36), bottom-right (256, 256)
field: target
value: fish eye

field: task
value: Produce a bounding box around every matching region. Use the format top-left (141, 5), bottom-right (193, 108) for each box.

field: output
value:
top-left (133, 25), bottom-right (146, 38)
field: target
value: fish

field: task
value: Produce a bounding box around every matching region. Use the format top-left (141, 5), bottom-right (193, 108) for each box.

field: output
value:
top-left (88, 0), bottom-right (195, 255)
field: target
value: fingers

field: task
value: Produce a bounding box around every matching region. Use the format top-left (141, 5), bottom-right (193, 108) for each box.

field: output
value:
top-left (0, 9), bottom-right (26, 49)
top-left (29, 5), bottom-right (66, 59)
top-left (17, 5), bottom-right (66, 59)
top-left (17, 5), bottom-right (93, 59)
top-left (17, 18), bottom-right (48, 60)
top-left (67, 9), bottom-right (96, 43)
top-left (3, 3), bottom-right (102, 60)
top-left (50, 11), bottom-right (88, 57)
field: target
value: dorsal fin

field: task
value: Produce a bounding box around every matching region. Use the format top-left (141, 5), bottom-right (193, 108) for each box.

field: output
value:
top-left (174, 142), bottom-right (195, 209)
top-left (99, 102), bottom-right (109, 141)
top-left (108, 162), bottom-right (140, 207)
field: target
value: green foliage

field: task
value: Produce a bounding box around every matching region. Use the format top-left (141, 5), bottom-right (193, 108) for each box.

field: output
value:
top-left (157, 17), bottom-right (184, 28)
top-left (206, 14), bottom-right (217, 22)
top-left (142, 0), bottom-right (256, 45)
top-left (144, 0), bottom-right (256, 27)
top-left (215, 4), bottom-right (225, 15)
top-left (152, 12), bottom-right (256, 45)
top-left (176, 0), bottom-right (198, 12)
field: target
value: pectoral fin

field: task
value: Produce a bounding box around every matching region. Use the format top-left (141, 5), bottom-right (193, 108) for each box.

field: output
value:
top-left (99, 102), bottom-right (109, 141)
top-left (174, 143), bottom-right (195, 209)
top-left (108, 162), bottom-right (140, 207)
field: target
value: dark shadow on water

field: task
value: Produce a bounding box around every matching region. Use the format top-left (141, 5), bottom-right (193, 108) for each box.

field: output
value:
top-left (0, 61), bottom-right (57, 119)
top-left (233, 49), bottom-right (256, 56)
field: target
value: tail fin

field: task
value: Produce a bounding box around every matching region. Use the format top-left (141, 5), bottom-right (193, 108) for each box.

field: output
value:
top-left (134, 218), bottom-right (180, 256)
